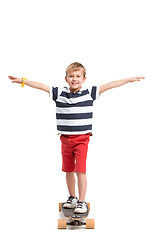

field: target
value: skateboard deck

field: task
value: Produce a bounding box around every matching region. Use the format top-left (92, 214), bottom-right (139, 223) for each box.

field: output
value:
top-left (62, 202), bottom-right (89, 220)
top-left (58, 202), bottom-right (95, 229)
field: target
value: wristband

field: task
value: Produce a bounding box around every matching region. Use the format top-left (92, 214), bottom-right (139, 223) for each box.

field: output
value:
top-left (21, 77), bottom-right (27, 87)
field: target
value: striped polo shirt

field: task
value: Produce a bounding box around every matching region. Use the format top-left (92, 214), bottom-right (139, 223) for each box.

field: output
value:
top-left (49, 85), bottom-right (100, 135)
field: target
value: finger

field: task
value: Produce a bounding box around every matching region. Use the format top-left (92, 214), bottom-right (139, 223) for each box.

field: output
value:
top-left (8, 76), bottom-right (16, 80)
top-left (136, 76), bottom-right (145, 79)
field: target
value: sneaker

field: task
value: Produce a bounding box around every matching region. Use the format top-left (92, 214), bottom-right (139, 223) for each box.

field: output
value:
top-left (63, 196), bottom-right (78, 208)
top-left (74, 200), bottom-right (88, 213)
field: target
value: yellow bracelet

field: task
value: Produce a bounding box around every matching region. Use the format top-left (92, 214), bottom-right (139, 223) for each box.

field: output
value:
top-left (21, 77), bottom-right (27, 87)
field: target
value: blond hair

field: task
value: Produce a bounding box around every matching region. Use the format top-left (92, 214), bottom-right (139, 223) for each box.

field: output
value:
top-left (66, 62), bottom-right (86, 78)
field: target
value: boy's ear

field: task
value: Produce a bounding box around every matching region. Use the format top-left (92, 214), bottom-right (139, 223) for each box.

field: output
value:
top-left (83, 77), bottom-right (87, 83)
top-left (65, 76), bottom-right (68, 83)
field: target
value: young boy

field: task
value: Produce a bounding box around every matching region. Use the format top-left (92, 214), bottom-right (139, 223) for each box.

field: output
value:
top-left (8, 62), bottom-right (144, 213)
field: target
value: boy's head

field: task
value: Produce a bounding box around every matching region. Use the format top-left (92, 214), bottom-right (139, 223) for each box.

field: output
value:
top-left (65, 62), bottom-right (86, 92)
top-left (66, 62), bottom-right (86, 78)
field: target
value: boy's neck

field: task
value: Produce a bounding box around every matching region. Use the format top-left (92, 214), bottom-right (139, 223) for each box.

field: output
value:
top-left (69, 86), bottom-right (82, 93)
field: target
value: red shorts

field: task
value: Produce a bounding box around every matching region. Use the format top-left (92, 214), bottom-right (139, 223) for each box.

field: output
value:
top-left (60, 133), bottom-right (90, 173)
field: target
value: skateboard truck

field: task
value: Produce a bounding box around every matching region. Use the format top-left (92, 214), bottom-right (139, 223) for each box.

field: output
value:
top-left (67, 220), bottom-right (86, 226)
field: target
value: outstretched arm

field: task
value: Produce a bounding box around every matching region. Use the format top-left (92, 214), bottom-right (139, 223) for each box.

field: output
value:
top-left (8, 76), bottom-right (50, 93)
top-left (99, 76), bottom-right (145, 94)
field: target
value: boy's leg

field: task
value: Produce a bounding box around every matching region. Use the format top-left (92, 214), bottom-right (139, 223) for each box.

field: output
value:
top-left (60, 135), bottom-right (76, 197)
top-left (63, 172), bottom-right (78, 208)
top-left (74, 134), bottom-right (90, 202)
top-left (76, 172), bottom-right (87, 201)
top-left (66, 172), bottom-right (76, 197)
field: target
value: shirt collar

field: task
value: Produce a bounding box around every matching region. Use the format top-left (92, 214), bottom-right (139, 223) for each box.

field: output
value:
top-left (64, 86), bottom-right (84, 94)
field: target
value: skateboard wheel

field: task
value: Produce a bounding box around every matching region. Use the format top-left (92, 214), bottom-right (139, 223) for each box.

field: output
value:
top-left (87, 202), bottom-right (90, 211)
top-left (86, 219), bottom-right (95, 229)
top-left (59, 203), bottom-right (62, 211)
top-left (58, 219), bottom-right (67, 229)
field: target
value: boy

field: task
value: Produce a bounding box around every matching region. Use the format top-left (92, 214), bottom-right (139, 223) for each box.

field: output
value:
top-left (8, 62), bottom-right (144, 213)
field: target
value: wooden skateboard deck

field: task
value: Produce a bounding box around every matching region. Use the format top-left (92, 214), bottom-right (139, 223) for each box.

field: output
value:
top-left (58, 202), bottom-right (95, 229)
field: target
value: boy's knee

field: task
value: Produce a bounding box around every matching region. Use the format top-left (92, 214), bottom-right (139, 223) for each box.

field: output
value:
top-left (76, 172), bottom-right (86, 176)
top-left (66, 172), bottom-right (74, 176)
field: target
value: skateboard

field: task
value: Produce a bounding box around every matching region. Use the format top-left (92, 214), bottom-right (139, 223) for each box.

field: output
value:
top-left (58, 202), bottom-right (95, 229)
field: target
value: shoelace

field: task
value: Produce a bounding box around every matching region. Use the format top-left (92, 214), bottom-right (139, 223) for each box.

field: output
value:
top-left (66, 196), bottom-right (75, 204)
top-left (76, 201), bottom-right (84, 209)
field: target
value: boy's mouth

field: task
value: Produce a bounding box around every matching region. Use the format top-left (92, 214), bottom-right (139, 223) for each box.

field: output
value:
top-left (71, 82), bottom-right (79, 85)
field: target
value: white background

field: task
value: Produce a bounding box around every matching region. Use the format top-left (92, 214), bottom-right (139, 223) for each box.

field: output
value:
top-left (0, 0), bottom-right (160, 239)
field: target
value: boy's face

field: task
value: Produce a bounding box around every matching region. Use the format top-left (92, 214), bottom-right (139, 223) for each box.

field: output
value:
top-left (65, 69), bottom-right (86, 93)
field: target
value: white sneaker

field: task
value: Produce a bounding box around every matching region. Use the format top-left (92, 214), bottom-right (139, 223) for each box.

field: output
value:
top-left (74, 201), bottom-right (88, 213)
top-left (63, 196), bottom-right (78, 208)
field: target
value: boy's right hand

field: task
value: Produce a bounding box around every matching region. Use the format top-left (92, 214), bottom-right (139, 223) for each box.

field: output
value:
top-left (8, 76), bottom-right (22, 84)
